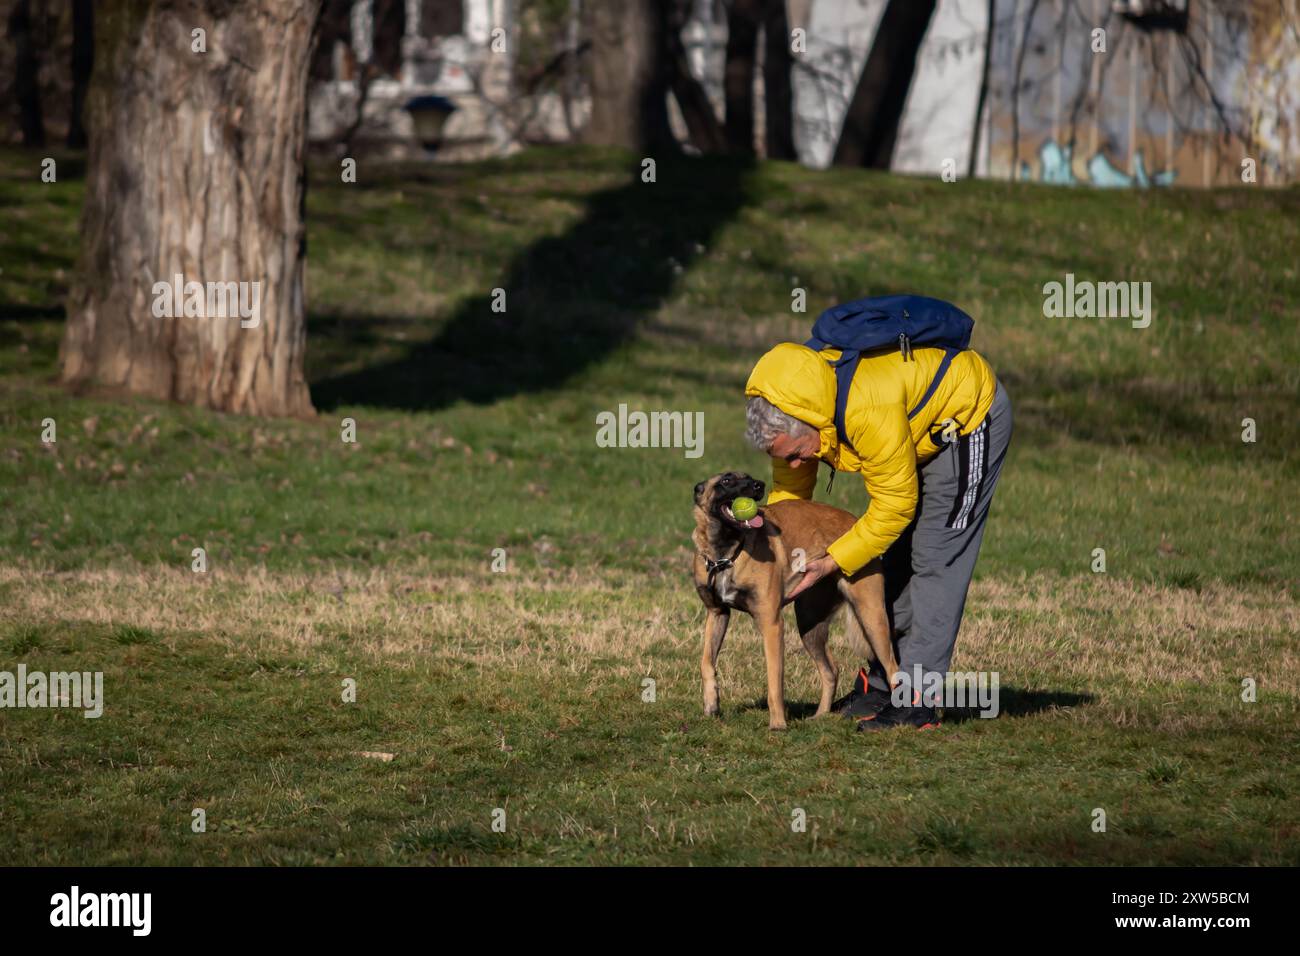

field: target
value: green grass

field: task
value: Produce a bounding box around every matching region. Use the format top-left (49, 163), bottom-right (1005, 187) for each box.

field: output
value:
top-left (0, 144), bottom-right (1297, 865)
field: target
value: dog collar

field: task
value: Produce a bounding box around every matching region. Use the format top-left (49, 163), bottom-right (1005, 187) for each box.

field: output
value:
top-left (700, 542), bottom-right (744, 586)
top-left (703, 555), bottom-right (733, 575)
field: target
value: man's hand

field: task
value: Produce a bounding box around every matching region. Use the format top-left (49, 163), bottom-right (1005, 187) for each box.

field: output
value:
top-left (783, 554), bottom-right (840, 604)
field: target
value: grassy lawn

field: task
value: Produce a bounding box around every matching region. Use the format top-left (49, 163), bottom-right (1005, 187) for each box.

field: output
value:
top-left (0, 145), bottom-right (1296, 865)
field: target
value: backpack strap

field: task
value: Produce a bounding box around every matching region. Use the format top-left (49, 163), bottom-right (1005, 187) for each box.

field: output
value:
top-left (831, 351), bottom-right (859, 447)
top-left (906, 347), bottom-right (958, 420)
top-left (808, 340), bottom-right (960, 448)
top-left (806, 337), bottom-right (856, 448)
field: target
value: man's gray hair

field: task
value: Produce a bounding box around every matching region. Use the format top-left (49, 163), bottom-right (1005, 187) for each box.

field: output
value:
top-left (745, 396), bottom-right (816, 452)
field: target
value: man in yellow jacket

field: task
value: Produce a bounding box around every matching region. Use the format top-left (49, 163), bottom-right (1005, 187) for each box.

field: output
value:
top-left (744, 339), bottom-right (1012, 730)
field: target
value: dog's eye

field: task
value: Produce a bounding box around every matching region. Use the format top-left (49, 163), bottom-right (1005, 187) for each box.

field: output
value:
top-left (694, 480), bottom-right (706, 501)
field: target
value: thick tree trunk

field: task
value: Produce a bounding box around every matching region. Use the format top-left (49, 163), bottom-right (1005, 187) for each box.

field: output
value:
top-left (832, 0), bottom-right (936, 169)
top-left (723, 0), bottom-right (761, 154)
top-left (67, 0), bottom-right (94, 149)
top-left (763, 0), bottom-right (795, 160)
top-left (584, 0), bottom-right (675, 152)
top-left (59, 0), bottom-right (319, 418)
top-left (10, 0), bottom-right (45, 147)
top-left (667, 0), bottom-right (726, 154)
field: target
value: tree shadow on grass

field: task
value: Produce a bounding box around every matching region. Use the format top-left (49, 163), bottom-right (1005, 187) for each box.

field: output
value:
top-left (0, 304), bottom-right (64, 321)
top-left (310, 151), bottom-right (756, 412)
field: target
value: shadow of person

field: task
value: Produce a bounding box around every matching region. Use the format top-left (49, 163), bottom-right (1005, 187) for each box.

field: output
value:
top-left (735, 698), bottom-right (824, 721)
top-left (733, 687), bottom-right (1094, 724)
top-left (942, 687), bottom-right (1095, 723)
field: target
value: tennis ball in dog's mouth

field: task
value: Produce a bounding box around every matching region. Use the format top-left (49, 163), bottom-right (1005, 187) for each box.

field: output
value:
top-left (731, 496), bottom-right (759, 521)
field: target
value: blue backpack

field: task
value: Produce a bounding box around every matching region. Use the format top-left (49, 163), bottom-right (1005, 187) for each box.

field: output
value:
top-left (805, 294), bottom-right (974, 449)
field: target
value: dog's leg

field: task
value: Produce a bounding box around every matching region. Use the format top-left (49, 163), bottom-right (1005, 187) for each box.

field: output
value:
top-left (795, 594), bottom-right (839, 717)
top-left (755, 605), bottom-right (787, 731)
top-left (700, 607), bottom-right (730, 716)
top-left (842, 603), bottom-right (876, 663)
top-left (840, 572), bottom-right (900, 689)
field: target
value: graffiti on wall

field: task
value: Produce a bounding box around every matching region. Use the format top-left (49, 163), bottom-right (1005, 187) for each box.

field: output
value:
top-left (1020, 139), bottom-right (1178, 187)
top-left (985, 0), bottom-right (1299, 187)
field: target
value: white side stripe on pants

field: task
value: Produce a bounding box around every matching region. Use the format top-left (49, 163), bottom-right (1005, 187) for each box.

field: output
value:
top-left (950, 418), bottom-right (988, 530)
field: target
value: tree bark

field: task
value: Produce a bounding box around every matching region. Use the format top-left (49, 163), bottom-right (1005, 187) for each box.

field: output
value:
top-left (67, 0), bottom-right (94, 149)
top-left (723, 0), bottom-right (761, 154)
top-left (967, 0), bottom-right (995, 179)
top-left (583, 0), bottom-right (675, 152)
top-left (763, 0), bottom-right (795, 160)
top-left (59, 0), bottom-right (319, 418)
top-left (832, 0), bottom-right (936, 169)
top-left (10, 0), bottom-right (46, 147)
top-left (1010, 0), bottom-right (1044, 182)
top-left (667, 0), bottom-right (726, 154)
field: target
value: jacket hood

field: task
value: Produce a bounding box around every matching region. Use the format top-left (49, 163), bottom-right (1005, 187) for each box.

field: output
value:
top-left (745, 343), bottom-right (840, 458)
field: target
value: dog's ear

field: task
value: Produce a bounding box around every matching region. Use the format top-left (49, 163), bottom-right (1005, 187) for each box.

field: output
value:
top-left (693, 479), bottom-right (707, 504)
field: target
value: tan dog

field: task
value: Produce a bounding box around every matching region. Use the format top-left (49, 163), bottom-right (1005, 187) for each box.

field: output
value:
top-left (691, 471), bottom-right (899, 731)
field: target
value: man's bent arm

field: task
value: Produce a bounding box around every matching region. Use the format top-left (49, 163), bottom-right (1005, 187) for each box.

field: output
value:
top-left (826, 404), bottom-right (918, 574)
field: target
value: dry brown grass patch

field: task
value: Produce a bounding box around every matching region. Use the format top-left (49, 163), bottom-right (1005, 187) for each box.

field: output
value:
top-left (1, 563), bottom-right (1295, 699)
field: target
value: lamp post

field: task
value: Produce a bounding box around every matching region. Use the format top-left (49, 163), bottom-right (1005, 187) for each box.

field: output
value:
top-left (405, 95), bottom-right (458, 151)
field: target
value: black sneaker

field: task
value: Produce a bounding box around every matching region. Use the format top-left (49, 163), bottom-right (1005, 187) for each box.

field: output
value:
top-left (833, 667), bottom-right (891, 719)
top-left (856, 702), bottom-right (941, 731)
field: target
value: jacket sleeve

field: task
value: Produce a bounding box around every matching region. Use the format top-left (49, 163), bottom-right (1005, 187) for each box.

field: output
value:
top-left (767, 454), bottom-right (818, 504)
top-left (826, 403), bottom-right (918, 575)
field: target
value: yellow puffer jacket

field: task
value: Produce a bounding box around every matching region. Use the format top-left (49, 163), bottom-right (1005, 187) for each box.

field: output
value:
top-left (744, 342), bottom-right (997, 574)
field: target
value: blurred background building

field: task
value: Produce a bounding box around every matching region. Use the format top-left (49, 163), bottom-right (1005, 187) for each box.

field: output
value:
top-left (3, 0), bottom-right (1296, 184)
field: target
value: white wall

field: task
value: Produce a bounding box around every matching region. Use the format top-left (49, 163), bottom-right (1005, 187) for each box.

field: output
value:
top-left (794, 0), bottom-right (989, 172)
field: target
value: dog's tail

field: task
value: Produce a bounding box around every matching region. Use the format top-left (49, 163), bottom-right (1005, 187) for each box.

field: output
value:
top-left (842, 605), bottom-right (878, 663)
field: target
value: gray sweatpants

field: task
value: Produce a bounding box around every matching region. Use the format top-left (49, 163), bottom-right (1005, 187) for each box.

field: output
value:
top-left (866, 382), bottom-right (1013, 704)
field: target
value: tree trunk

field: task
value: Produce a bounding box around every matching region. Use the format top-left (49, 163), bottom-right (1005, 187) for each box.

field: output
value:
top-left (67, 0), bottom-right (94, 149)
top-left (58, 0), bottom-right (319, 418)
top-left (967, 0), bottom-right (995, 179)
top-left (763, 0), bottom-right (795, 160)
top-left (723, 0), bottom-right (761, 154)
top-left (1010, 0), bottom-right (1044, 182)
top-left (584, 0), bottom-right (675, 152)
top-left (667, 0), bottom-right (726, 154)
top-left (832, 0), bottom-right (936, 169)
top-left (10, 0), bottom-right (45, 147)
